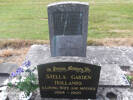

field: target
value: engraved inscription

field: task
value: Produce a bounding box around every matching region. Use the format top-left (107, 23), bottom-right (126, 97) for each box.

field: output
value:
top-left (38, 62), bottom-right (101, 99)
top-left (53, 12), bottom-right (83, 35)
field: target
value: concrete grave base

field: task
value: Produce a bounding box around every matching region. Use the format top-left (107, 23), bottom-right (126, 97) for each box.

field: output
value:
top-left (0, 63), bottom-right (18, 100)
top-left (0, 63), bottom-right (18, 86)
top-left (26, 45), bottom-right (130, 86)
top-left (24, 45), bottom-right (133, 100)
top-left (34, 87), bottom-right (133, 100)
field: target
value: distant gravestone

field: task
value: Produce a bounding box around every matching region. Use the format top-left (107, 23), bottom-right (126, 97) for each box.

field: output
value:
top-left (48, 2), bottom-right (88, 57)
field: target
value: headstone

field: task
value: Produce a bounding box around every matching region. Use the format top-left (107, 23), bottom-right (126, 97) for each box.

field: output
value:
top-left (38, 62), bottom-right (101, 99)
top-left (48, 2), bottom-right (88, 57)
top-left (37, 1), bottom-right (100, 100)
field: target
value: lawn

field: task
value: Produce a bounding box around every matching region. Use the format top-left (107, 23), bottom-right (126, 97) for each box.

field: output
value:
top-left (0, 0), bottom-right (133, 40)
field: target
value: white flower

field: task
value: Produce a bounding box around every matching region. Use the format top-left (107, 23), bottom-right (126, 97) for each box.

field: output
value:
top-left (11, 78), bottom-right (19, 85)
top-left (19, 92), bottom-right (32, 100)
top-left (0, 86), bottom-right (8, 100)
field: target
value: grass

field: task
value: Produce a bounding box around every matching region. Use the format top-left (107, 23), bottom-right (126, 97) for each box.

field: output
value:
top-left (0, 0), bottom-right (133, 40)
top-left (0, 39), bottom-right (49, 48)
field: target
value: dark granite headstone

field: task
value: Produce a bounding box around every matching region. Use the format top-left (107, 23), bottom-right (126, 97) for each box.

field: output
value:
top-left (48, 2), bottom-right (89, 57)
top-left (38, 62), bottom-right (101, 99)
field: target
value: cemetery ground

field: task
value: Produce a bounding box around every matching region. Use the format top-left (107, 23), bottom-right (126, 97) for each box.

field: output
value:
top-left (0, 0), bottom-right (133, 39)
top-left (0, 0), bottom-right (133, 99)
top-left (1, 38), bottom-right (133, 72)
top-left (1, 0), bottom-right (133, 64)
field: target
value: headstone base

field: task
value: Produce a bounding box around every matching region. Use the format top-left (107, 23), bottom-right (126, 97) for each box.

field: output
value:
top-left (34, 87), bottom-right (133, 100)
top-left (26, 45), bottom-right (130, 87)
top-left (25, 45), bottom-right (132, 99)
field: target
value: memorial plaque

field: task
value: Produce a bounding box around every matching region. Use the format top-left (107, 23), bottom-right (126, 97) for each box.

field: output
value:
top-left (37, 62), bottom-right (101, 99)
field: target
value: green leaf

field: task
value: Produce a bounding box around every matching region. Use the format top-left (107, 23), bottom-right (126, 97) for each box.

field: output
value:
top-left (126, 75), bottom-right (133, 81)
top-left (8, 82), bottom-right (13, 87)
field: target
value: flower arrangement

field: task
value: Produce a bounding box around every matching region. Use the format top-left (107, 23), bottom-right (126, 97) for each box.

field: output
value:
top-left (8, 60), bottom-right (39, 98)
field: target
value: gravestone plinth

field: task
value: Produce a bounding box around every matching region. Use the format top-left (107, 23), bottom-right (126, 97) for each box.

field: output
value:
top-left (25, 45), bottom-right (132, 100)
top-left (48, 2), bottom-right (88, 57)
top-left (26, 45), bottom-right (130, 87)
